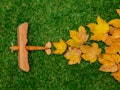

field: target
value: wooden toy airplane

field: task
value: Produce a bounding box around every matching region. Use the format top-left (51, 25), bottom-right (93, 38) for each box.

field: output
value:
top-left (10, 22), bottom-right (51, 72)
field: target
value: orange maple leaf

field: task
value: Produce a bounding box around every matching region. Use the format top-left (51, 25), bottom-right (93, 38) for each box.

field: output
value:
top-left (80, 43), bottom-right (101, 63)
top-left (110, 27), bottom-right (120, 39)
top-left (104, 26), bottom-right (120, 54)
top-left (105, 39), bottom-right (120, 54)
top-left (64, 47), bottom-right (81, 65)
top-left (112, 70), bottom-right (120, 82)
top-left (104, 26), bottom-right (120, 45)
top-left (66, 26), bottom-right (89, 48)
top-left (112, 64), bottom-right (120, 82)
top-left (98, 54), bottom-right (120, 73)
top-left (109, 19), bottom-right (120, 29)
top-left (104, 36), bottom-right (113, 45)
top-left (87, 16), bottom-right (109, 41)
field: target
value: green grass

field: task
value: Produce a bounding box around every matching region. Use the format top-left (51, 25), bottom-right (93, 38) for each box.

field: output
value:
top-left (0, 0), bottom-right (120, 89)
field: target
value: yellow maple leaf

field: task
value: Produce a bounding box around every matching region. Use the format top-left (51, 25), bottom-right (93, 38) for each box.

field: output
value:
top-left (66, 39), bottom-right (81, 48)
top-left (64, 47), bottom-right (81, 65)
top-left (66, 26), bottom-right (89, 48)
top-left (87, 16), bottom-right (109, 41)
top-left (112, 64), bottom-right (120, 82)
top-left (80, 43), bottom-right (101, 63)
top-left (98, 54), bottom-right (120, 73)
top-left (109, 19), bottom-right (120, 28)
top-left (116, 9), bottom-right (120, 16)
top-left (53, 38), bottom-right (67, 54)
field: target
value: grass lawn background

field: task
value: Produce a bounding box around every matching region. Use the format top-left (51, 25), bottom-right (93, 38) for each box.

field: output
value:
top-left (0, 0), bottom-right (120, 89)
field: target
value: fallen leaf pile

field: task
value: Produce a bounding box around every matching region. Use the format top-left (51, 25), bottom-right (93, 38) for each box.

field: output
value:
top-left (52, 9), bottom-right (120, 82)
